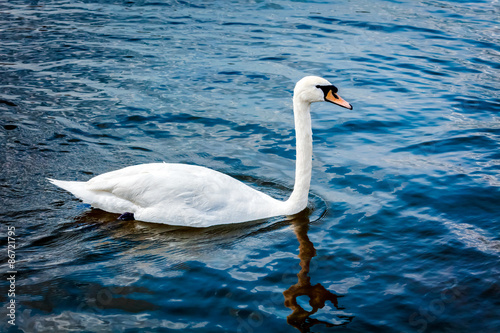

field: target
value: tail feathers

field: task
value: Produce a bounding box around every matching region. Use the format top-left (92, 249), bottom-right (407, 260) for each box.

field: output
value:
top-left (47, 178), bottom-right (135, 215)
top-left (47, 178), bottom-right (89, 201)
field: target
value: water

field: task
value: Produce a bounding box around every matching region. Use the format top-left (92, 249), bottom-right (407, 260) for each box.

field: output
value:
top-left (1, 0), bottom-right (499, 332)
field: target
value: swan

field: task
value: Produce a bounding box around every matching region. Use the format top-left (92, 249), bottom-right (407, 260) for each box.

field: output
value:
top-left (48, 76), bottom-right (352, 227)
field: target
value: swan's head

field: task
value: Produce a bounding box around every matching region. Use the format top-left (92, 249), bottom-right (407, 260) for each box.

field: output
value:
top-left (294, 76), bottom-right (353, 110)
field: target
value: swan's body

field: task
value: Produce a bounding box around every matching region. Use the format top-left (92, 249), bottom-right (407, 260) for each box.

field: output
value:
top-left (49, 76), bottom-right (352, 227)
top-left (50, 163), bottom-right (287, 227)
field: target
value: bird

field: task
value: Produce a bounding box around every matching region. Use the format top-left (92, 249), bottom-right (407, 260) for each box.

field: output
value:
top-left (48, 76), bottom-right (352, 227)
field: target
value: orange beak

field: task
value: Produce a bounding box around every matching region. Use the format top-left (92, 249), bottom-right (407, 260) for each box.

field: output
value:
top-left (325, 90), bottom-right (353, 110)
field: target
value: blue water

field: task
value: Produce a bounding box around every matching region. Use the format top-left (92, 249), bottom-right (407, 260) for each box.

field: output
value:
top-left (1, 0), bottom-right (499, 332)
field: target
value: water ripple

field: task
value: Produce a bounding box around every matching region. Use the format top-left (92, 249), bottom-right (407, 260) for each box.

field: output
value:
top-left (1, 0), bottom-right (499, 331)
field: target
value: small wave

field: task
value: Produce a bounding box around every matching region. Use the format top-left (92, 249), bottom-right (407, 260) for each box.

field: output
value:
top-left (407, 212), bottom-right (500, 255)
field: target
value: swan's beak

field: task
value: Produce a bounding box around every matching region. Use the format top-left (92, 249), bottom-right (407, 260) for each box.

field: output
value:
top-left (325, 90), bottom-right (353, 110)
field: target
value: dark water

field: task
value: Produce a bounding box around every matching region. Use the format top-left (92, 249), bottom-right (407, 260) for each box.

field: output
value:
top-left (1, 0), bottom-right (499, 332)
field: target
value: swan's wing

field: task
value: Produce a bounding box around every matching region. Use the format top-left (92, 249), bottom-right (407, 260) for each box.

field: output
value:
top-left (86, 163), bottom-right (206, 207)
top-left (86, 163), bottom-right (173, 208)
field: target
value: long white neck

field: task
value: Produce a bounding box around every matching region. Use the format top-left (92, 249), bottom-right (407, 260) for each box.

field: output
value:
top-left (284, 97), bottom-right (313, 214)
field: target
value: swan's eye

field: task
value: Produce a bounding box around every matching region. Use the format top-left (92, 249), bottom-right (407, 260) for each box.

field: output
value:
top-left (316, 85), bottom-right (338, 93)
top-left (317, 85), bottom-right (339, 98)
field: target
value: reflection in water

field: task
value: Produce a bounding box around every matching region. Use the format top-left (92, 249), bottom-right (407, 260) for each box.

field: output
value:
top-left (284, 212), bottom-right (354, 332)
top-left (73, 207), bottom-right (290, 247)
top-left (66, 208), bottom-right (354, 332)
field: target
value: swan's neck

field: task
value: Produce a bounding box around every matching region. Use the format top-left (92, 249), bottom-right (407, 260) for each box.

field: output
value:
top-left (285, 98), bottom-right (313, 214)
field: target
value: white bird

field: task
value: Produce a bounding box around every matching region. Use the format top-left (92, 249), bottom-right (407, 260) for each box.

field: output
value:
top-left (48, 76), bottom-right (352, 227)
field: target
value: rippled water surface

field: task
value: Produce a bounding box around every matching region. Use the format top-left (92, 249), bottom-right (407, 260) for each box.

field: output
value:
top-left (1, 0), bottom-right (499, 332)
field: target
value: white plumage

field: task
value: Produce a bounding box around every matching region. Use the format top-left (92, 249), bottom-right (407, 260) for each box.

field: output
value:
top-left (49, 163), bottom-right (283, 227)
top-left (49, 76), bottom-right (352, 227)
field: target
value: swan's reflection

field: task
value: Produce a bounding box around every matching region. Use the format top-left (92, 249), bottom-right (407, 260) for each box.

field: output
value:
top-left (284, 212), bottom-right (353, 332)
top-left (71, 208), bottom-right (353, 331)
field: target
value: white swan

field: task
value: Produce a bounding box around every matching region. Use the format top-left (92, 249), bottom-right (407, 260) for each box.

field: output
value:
top-left (48, 76), bottom-right (352, 227)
